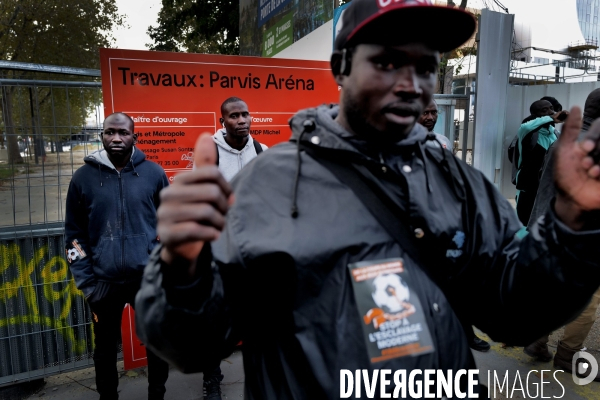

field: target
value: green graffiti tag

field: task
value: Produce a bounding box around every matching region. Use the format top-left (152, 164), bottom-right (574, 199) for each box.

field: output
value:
top-left (0, 242), bottom-right (90, 354)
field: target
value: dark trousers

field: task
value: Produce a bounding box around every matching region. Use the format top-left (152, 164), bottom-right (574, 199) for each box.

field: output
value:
top-left (204, 365), bottom-right (223, 381)
top-left (89, 282), bottom-right (169, 400)
top-left (516, 189), bottom-right (537, 226)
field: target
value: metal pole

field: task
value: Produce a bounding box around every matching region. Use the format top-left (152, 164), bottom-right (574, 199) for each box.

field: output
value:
top-left (28, 87), bottom-right (38, 165)
top-left (0, 79), bottom-right (101, 87)
top-left (462, 88), bottom-right (471, 163)
top-left (0, 61), bottom-right (100, 77)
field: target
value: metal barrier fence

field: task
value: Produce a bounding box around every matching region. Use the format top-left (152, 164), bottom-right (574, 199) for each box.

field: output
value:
top-left (0, 62), bottom-right (102, 386)
top-left (433, 92), bottom-right (473, 165)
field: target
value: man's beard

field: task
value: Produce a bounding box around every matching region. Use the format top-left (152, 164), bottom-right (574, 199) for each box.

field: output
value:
top-left (343, 95), bottom-right (411, 144)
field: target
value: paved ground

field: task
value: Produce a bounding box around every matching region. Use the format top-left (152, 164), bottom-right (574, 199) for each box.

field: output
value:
top-left (473, 328), bottom-right (600, 400)
top-left (13, 350), bottom-right (245, 400)
top-left (0, 330), bottom-right (597, 399)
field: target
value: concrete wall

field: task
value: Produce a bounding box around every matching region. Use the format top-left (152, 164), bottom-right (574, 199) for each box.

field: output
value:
top-left (499, 81), bottom-right (600, 198)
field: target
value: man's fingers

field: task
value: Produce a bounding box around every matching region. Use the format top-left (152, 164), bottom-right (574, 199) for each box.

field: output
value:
top-left (160, 184), bottom-right (230, 214)
top-left (582, 119), bottom-right (600, 157)
top-left (588, 165), bottom-right (600, 178)
top-left (558, 106), bottom-right (582, 144)
top-left (158, 221), bottom-right (222, 244)
top-left (194, 133), bottom-right (217, 167)
top-left (170, 167), bottom-right (232, 198)
top-left (158, 203), bottom-right (227, 230)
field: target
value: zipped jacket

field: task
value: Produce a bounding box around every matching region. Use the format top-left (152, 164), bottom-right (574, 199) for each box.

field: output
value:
top-left (65, 147), bottom-right (169, 297)
top-left (136, 105), bottom-right (600, 399)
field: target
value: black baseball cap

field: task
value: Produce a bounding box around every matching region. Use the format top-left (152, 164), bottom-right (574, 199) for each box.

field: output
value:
top-left (335, 0), bottom-right (477, 53)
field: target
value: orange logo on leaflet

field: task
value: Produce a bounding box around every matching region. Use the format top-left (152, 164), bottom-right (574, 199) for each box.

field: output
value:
top-left (100, 49), bottom-right (339, 182)
top-left (364, 304), bottom-right (416, 329)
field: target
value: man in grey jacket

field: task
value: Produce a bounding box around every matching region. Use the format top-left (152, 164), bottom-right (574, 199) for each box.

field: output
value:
top-left (135, 0), bottom-right (600, 397)
top-left (213, 97), bottom-right (267, 181)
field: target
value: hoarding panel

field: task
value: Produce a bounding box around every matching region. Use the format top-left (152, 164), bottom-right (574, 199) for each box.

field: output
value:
top-left (100, 49), bottom-right (340, 181)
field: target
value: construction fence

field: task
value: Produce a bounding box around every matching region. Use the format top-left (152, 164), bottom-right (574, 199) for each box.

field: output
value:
top-left (0, 61), bottom-right (102, 386)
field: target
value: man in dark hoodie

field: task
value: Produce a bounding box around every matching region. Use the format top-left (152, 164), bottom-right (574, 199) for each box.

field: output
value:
top-left (65, 112), bottom-right (170, 400)
top-left (523, 89), bottom-right (600, 382)
top-left (135, 0), bottom-right (600, 398)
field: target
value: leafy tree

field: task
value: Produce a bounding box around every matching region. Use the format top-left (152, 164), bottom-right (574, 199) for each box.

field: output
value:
top-left (147, 0), bottom-right (239, 55)
top-left (0, 0), bottom-right (123, 164)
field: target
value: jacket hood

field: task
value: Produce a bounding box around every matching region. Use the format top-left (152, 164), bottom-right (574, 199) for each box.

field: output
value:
top-left (287, 104), bottom-right (458, 219)
top-left (213, 128), bottom-right (256, 154)
top-left (84, 147), bottom-right (145, 186)
top-left (289, 104), bottom-right (430, 156)
top-left (85, 146), bottom-right (144, 170)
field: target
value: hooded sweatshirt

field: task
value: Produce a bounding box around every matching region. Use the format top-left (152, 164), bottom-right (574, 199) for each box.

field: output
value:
top-left (213, 129), bottom-right (268, 181)
top-left (65, 147), bottom-right (169, 297)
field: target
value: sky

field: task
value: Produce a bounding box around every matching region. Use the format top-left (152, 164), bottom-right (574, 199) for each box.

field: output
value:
top-left (112, 0), bottom-right (163, 50)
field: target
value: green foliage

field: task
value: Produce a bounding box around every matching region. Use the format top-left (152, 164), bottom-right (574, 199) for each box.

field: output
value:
top-left (0, 0), bottom-right (121, 163)
top-left (0, 0), bottom-right (122, 68)
top-left (148, 0), bottom-right (239, 55)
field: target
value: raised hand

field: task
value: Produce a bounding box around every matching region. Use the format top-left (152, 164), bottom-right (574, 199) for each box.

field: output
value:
top-left (552, 110), bottom-right (569, 123)
top-left (554, 106), bottom-right (600, 230)
top-left (157, 133), bottom-right (233, 270)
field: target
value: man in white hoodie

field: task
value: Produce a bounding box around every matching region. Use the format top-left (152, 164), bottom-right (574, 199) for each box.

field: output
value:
top-left (213, 97), bottom-right (267, 181)
top-left (200, 98), bottom-right (267, 399)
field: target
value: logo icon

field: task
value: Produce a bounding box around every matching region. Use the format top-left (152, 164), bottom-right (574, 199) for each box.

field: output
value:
top-left (572, 351), bottom-right (599, 385)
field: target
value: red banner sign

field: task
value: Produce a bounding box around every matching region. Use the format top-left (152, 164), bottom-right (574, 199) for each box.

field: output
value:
top-left (100, 49), bottom-right (340, 181)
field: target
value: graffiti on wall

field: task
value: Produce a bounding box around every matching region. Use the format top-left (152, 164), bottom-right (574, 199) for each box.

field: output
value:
top-left (0, 241), bottom-right (90, 355)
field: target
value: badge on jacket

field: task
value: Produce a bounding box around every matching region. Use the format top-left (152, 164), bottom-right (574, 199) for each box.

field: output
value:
top-left (348, 258), bottom-right (435, 364)
top-left (66, 239), bottom-right (87, 264)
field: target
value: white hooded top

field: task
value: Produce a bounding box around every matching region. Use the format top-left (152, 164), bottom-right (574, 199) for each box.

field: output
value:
top-left (213, 129), bottom-right (268, 182)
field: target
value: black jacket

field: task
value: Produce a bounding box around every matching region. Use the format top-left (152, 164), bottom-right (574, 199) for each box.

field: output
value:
top-left (65, 147), bottom-right (169, 297)
top-left (136, 105), bottom-right (600, 399)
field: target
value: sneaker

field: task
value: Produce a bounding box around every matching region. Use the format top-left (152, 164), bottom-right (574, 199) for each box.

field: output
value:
top-left (203, 374), bottom-right (224, 400)
top-left (470, 336), bottom-right (491, 352)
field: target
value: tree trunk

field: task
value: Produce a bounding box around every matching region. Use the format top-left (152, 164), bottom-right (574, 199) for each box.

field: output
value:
top-left (459, 0), bottom-right (468, 9)
top-left (2, 89), bottom-right (25, 164)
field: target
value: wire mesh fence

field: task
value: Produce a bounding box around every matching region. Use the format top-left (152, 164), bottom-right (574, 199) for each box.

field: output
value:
top-left (0, 63), bottom-right (102, 385)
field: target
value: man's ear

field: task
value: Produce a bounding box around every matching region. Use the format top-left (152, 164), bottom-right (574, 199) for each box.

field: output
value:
top-left (331, 51), bottom-right (347, 87)
top-left (219, 117), bottom-right (224, 126)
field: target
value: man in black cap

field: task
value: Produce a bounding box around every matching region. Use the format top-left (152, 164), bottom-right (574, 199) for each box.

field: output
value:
top-left (135, 0), bottom-right (600, 397)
